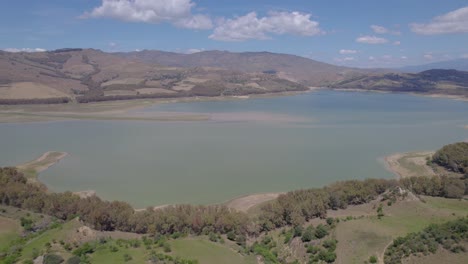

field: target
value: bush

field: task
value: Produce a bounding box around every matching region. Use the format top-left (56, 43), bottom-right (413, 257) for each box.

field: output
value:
top-left (227, 231), bottom-right (236, 241)
top-left (43, 254), bottom-right (64, 264)
top-left (369, 255), bottom-right (378, 263)
top-left (301, 227), bottom-right (314, 242)
top-left (315, 225), bottom-right (328, 239)
top-left (66, 256), bottom-right (81, 264)
top-left (123, 253), bottom-right (132, 262)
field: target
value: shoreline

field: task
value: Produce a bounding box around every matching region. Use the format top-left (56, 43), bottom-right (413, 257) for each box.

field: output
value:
top-left (17, 151), bottom-right (68, 175)
top-left (0, 89), bottom-right (316, 124)
top-left (1, 87), bottom-right (466, 124)
top-left (383, 151), bottom-right (436, 179)
top-left (15, 151), bottom-right (284, 212)
top-left (329, 88), bottom-right (468, 102)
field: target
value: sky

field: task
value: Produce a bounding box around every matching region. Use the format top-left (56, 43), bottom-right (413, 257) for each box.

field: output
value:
top-left (1, 0), bottom-right (468, 68)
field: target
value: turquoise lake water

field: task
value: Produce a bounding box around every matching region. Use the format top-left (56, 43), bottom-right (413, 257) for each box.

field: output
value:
top-left (1, 90), bottom-right (467, 207)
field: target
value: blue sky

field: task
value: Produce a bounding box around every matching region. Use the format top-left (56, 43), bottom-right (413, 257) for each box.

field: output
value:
top-left (1, 0), bottom-right (468, 68)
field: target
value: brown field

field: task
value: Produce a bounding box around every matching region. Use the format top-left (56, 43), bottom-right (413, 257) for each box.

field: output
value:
top-left (104, 90), bottom-right (137, 96)
top-left (0, 82), bottom-right (69, 99)
top-left (101, 78), bottom-right (145, 87)
top-left (136, 88), bottom-right (177, 94)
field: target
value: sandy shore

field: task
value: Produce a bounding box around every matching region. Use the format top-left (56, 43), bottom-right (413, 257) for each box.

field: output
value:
top-left (0, 89), bottom-right (315, 124)
top-left (383, 151), bottom-right (436, 179)
top-left (223, 192), bottom-right (284, 212)
top-left (17, 151), bottom-right (68, 175)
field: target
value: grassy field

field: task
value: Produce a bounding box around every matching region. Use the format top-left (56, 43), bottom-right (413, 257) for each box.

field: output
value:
top-left (170, 238), bottom-right (256, 264)
top-left (19, 219), bottom-right (81, 261)
top-left (0, 216), bottom-right (20, 250)
top-left (335, 196), bottom-right (468, 264)
top-left (90, 243), bottom-right (148, 264)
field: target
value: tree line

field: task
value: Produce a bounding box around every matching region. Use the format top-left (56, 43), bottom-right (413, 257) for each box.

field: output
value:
top-left (0, 97), bottom-right (70, 105)
top-left (1, 166), bottom-right (467, 238)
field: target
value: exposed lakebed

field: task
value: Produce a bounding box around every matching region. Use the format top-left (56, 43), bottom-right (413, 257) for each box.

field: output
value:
top-left (1, 90), bottom-right (467, 207)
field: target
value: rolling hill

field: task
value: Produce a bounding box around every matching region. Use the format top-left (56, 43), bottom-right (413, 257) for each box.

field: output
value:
top-left (0, 49), bottom-right (310, 104)
top-left (116, 50), bottom-right (370, 86)
top-left (330, 69), bottom-right (468, 97)
top-left (399, 58), bottom-right (468, 73)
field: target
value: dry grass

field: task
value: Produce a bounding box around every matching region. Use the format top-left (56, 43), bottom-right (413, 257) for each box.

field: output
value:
top-left (402, 243), bottom-right (468, 264)
top-left (101, 78), bottom-right (145, 87)
top-left (104, 90), bottom-right (137, 96)
top-left (334, 196), bottom-right (468, 264)
top-left (0, 82), bottom-right (69, 99)
top-left (136, 88), bottom-right (176, 94)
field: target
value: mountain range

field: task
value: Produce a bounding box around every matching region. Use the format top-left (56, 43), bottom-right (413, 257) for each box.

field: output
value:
top-left (0, 48), bottom-right (467, 104)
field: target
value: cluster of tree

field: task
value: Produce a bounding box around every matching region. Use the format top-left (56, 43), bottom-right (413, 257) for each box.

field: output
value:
top-left (432, 142), bottom-right (468, 174)
top-left (1, 166), bottom-right (466, 240)
top-left (384, 217), bottom-right (468, 264)
top-left (399, 175), bottom-right (467, 198)
top-left (0, 167), bottom-right (249, 236)
top-left (0, 97), bottom-right (70, 105)
top-left (258, 179), bottom-right (397, 230)
top-left (76, 92), bottom-right (188, 103)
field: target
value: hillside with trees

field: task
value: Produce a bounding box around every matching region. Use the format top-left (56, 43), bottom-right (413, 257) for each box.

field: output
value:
top-left (432, 142), bottom-right (468, 174)
top-left (330, 69), bottom-right (468, 97)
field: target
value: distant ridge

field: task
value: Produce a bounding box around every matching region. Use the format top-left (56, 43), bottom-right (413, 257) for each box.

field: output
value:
top-left (399, 58), bottom-right (468, 72)
top-left (117, 50), bottom-right (373, 86)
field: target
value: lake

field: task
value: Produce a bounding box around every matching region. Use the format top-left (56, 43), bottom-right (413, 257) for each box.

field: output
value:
top-left (1, 90), bottom-right (467, 207)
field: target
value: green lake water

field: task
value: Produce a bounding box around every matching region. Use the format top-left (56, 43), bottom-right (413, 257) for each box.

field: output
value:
top-left (1, 90), bottom-right (467, 207)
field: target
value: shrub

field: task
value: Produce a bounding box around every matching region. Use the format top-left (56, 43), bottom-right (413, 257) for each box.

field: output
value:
top-left (43, 254), bottom-right (64, 264)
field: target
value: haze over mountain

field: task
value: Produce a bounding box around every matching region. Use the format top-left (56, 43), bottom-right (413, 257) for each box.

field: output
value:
top-left (399, 58), bottom-right (468, 73)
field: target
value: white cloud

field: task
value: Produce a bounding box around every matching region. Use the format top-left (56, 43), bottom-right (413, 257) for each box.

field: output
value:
top-left (83, 0), bottom-right (213, 30)
top-left (461, 54), bottom-right (468, 59)
top-left (371, 25), bottom-right (401, 35)
top-left (2, 48), bottom-right (46, 53)
top-left (424, 54), bottom-right (433, 60)
top-left (371, 25), bottom-right (388, 34)
top-left (410, 7), bottom-right (468, 35)
top-left (109, 42), bottom-right (117, 47)
top-left (356, 35), bottom-right (388, 44)
top-left (393, 41), bottom-right (401, 45)
top-left (343, 57), bottom-right (355, 61)
top-left (185, 48), bottom-right (204, 54)
top-left (368, 56), bottom-right (375, 61)
top-left (209, 11), bottom-right (323, 41)
top-left (401, 56), bottom-right (408, 59)
top-left (339, 49), bottom-right (357, 54)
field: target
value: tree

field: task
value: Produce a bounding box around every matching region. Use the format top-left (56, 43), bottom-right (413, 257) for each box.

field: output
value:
top-left (315, 224), bottom-right (328, 239)
top-left (369, 255), bottom-right (378, 263)
top-left (301, 227), bottom-right (314, 242)
top-left (377, 204), bottom-right (384, 219)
